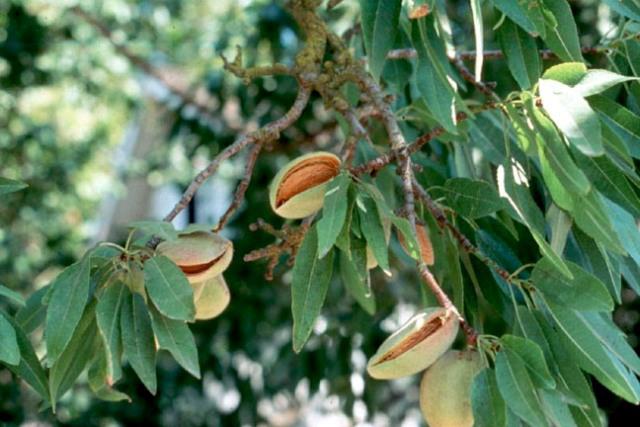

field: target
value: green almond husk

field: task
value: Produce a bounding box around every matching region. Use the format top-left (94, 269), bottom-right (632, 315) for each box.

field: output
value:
top-left (419, 350), bottom-right (484, 427)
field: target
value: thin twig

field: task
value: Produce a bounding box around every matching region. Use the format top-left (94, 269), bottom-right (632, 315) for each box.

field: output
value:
top-left (162, 85), bottom-right (312, 225)
top-left (214, 142), bottom-right (264, 231)
top-left (417, 263), bottom-right (477, 347)
top-left (387, 46), bottom-right (609, 61)
top-left (412, 180), bottom-right (512, 282)
top-left (451, 56), bottom-right (499, 100)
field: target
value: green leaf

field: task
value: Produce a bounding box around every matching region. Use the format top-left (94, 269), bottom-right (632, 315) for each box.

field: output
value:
top-left (581, 312), bottom-right (640, 376)
top-left (470, 0), bottom-right (484, 81)
top-left (603, 0), bottom-right (640, 21)
top-left (149, 304), bottom-right (200, 379)
top-left (498, 18), bottom-right (541, 90)
top-left (291, 225), bottom-right (335, 353)
top-left (471, 368), bottom-right (506, 427)
top-left (0, 312), bottom-right (20, 365)
top-left (531, 257), bottom-right (613, 312)
top-left (602, 197), bottom-right (640, 264)
top-left (389, 217), bottom-right (421, 261)
top-left (3, 316), bottom-right (49, 403)
top-left (498, 162), bottom-right (572, 278)
top-left (495, 349), bottom-right (547, 427)
top-left (358, 0), bottom-right (401, 80)
top-left (573, 230), bottom-right (622, 302)
top-left (358, 194), bottom-right (390, 273)
top-left (87, 349), bottom-right (131, 402)
top-left (15, 285), bottom-right (49, 334)
top-left (411, 17), bottom-right (458, 133)
top-left (542, 62), bottom-right (587, 86)
top-left (573, 69), bottom-right (639, 97)
top-left (49, 304), bottom-right (99, 407)
top-left (500, 335), bottom-right (555, 389)
top-left (589, 95), bottom-right (640, 149)
top-left (528, 104), bottom-right (591, 197)
top-left (573, 151), bottom-right (640, 217)
top-left (491, 0), bottom-right (546, 37)
top-left (120, 289), bottom-right (157, 394)
top-left (317, 172), bottom-right (351, 258)
top-left (144, 255), bottom-right (195, 321)
top-left (539, 79), bottom-right (603, 156)
top-left (440, 178), bottom-right (505, 218)
top-left (547, 205), bottom-right (571, 256)
top-left (540, 389), bottom-right (578, 427)
top-left (541, 0), bottom-right (583, 62)
top-left (572, 191), bottom-right (624, 254)
top-left (96, 281), bottom-right (127, 384)
top-left (45, 257), bottom-right (91, 364)
top-left (339, 244), bottom-right (375, 315)
top-left (129, 220), bottom-right (178, 241)
top-left (0, 284), bottom-right (25, 307)
top-left (544, 299), bottom-right (640, 404)
top-left (0, 177), bottom-right (27, 195)
top-left (512, 306), bottom-right (554, 364)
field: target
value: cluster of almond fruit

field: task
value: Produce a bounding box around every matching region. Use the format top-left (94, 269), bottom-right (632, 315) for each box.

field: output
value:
top-left (157, 230), bottom-right (233, 320)
top-left (156, 151), bottom-right (480, 426)
top-left (267, 151), bottom-right (482, 426)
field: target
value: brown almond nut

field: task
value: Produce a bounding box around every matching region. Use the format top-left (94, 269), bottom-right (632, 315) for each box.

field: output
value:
top-left (269, 152), bottom-right (341, 219)
top-left (398, 224), bottom-right (435, 265)
top-left (366, 307), bottom-right (459, 379)
top-left (420, 350), bottom-right (484, 427)
top-left (157, 231), bottom-right (233, 284)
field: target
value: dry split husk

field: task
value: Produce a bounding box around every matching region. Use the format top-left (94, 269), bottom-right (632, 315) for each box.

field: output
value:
top-left (366, 307), bottom-right (459, 379)
top-left (157, 230), bottom-right (233, 284)
top-left (269, 152), bottom-right (341, 219)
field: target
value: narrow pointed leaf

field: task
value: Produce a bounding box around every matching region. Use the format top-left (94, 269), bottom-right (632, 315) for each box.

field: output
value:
top-left (45, 257), bottom-right (91, 364)
top-left (121, 290), bottom-right (157, 394)
top-left (149, 304), bottom-right (200, 379)
top-left (317, 172), bottom-right (351, 258)
top-left (291, 225), bottom-right (335, 353)
top-left (144, 255), bottom-right (195, 321)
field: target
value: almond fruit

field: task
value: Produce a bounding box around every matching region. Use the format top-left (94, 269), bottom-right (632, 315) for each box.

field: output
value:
top-left (269, 152), bottom-right (341, 219)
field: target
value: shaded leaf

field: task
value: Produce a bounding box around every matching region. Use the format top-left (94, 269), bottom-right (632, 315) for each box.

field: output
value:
top-left (358, 0), bottom-right (401, 80)
top-left (441, 178), bottom-right (505, 219)
top-left (0, 284), bottom-right (25, 307)
top-left (0, 177), bottom-right (27, 195)
top-left (0, 312), bottom-right (20, 366)
top-left (121, 289), bottom-right (157, 394)
top-left (472, 368), bottom-right (506, 427)
top-left (291, 225), bottom-right (335, 353)
top-left (495, 349), bottom-right (547, 427)
top-left (541, 0), bottom-right (583, 62)
top-left (45, 257), bottom-right (91, 364)
top-left (531, 257), bottom-right (613, 312)
top-left (96, 281), bottom-right (127, 383)
top-left (497, 18), bottom-right (541, 89)
top-left (149, 304), bottom-right (200, 379)
top-left (317, 172), bottom-right (351, 258)
top-left (16, 286), bottom-right (49, 334)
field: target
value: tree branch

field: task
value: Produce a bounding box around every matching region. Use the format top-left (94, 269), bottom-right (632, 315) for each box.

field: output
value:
top-left (387, 46), bottom-right (609, 61)
top-left (214, 142), bottom-right (263, 231)
top-left (162, 85), bottom-right (312, 225)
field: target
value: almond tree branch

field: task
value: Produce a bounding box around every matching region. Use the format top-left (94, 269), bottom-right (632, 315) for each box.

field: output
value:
top-left (386, 46), bottom-right (609, 61)
top-left (162, 85), bottom-right (312, 225)
top-left (214, 142), bottom-right (263, 232)
top-left (412, 180), bottom-right (512, 282)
